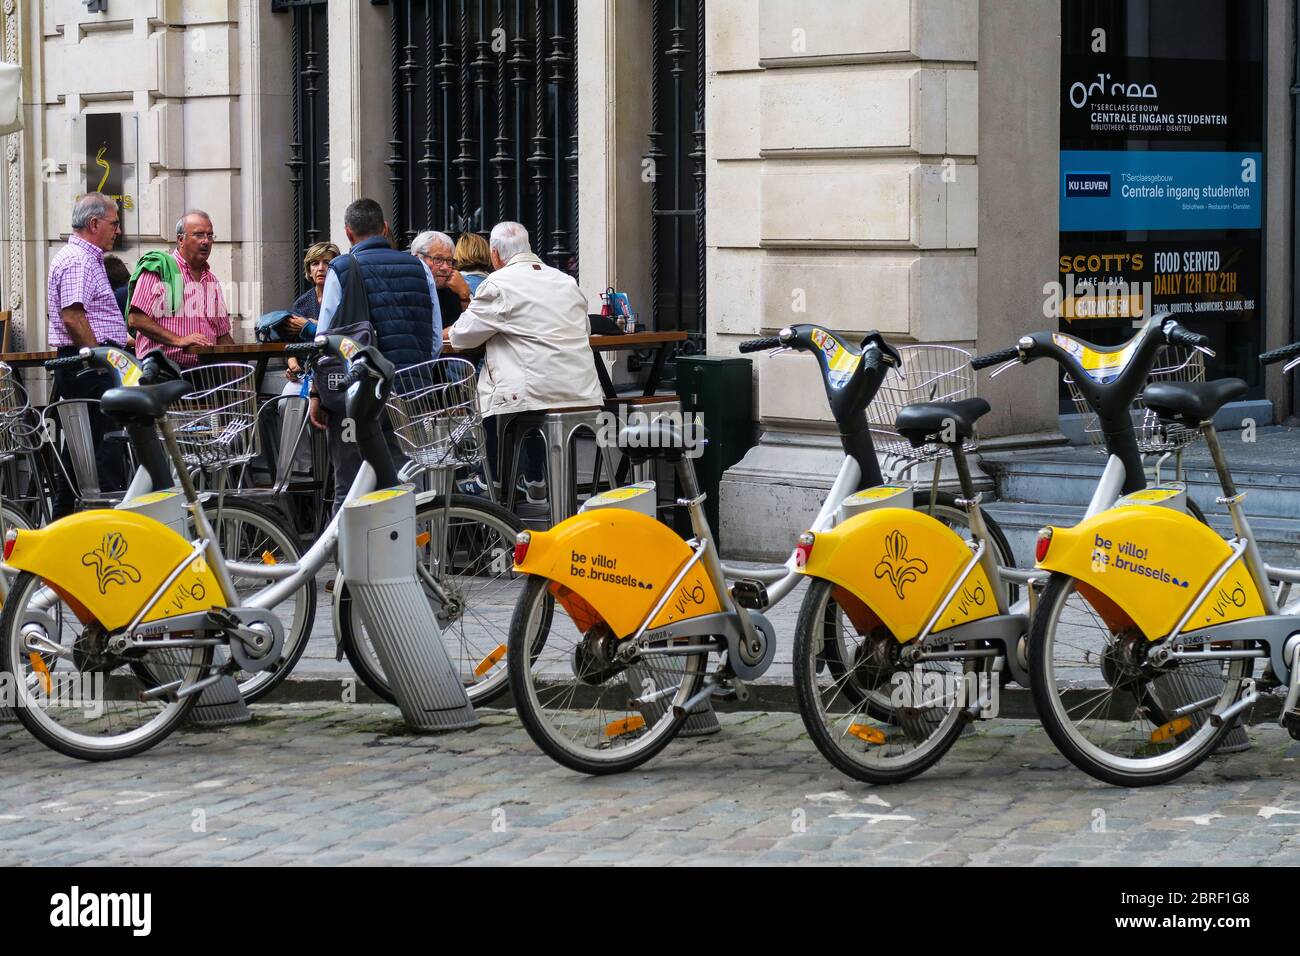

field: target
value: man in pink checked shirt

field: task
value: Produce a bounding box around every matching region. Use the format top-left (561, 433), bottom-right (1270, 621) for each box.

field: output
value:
top-left (46, 191), bottom-right (132, 515)
top-left (128, 209), bottom-right (235, 367)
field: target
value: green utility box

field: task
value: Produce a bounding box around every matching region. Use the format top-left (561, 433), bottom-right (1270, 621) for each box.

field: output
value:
top-left (674, 355), bottom-right (755, 548)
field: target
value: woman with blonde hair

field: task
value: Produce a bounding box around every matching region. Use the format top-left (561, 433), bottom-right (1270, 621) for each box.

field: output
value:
top-left (286, 241), bottom-right (340, 339)
top-left (454, 231), bottom-right (493, 296)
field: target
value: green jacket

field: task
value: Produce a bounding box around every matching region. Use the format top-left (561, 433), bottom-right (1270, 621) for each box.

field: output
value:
top-left (126, 251), bottom-right (183, 316)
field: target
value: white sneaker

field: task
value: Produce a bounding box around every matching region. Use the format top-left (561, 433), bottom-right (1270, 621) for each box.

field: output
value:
top-left (523, 479), bottom-right (548, 504)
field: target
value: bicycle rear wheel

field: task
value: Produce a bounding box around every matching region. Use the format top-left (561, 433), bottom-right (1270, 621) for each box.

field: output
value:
top-left (0, 570), bottom-right (210, 760)
top-left (1028, 572), bottom-right (1250, 787)
top-left (818, 491), bottom-right (1017, 715)
top-left (507, 574), bottom-right (707, 775)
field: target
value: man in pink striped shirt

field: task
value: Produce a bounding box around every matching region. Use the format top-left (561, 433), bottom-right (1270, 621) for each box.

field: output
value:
top-left (128, 209), bottom-right (234, 368)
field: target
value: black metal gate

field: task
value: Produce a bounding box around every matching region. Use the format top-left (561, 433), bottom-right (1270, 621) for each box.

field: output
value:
top-left (274, 0), bottom-right (331, 298)
top-left (385, 0), bottom-right (578, 274)
top-left (646, 0), bottom-right (705, 341)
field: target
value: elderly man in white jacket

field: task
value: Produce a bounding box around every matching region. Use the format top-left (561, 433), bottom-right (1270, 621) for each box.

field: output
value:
top-left (447, 221), bottom-right (603, 500)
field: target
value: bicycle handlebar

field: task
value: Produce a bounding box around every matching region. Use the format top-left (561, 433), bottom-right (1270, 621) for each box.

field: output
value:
top-left (1261, 341), bottom-right (1300, 366)
top-left (739, 336), bottom-right (783, 354)
top-left (1166, 324), bottom-right (1210, 350)
top-left (971, 347), bottom-right (1020, 371)
top-left (43, 355), bottom-right (85, 371)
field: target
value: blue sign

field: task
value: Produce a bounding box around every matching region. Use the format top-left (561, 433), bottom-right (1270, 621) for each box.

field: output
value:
top-left (1060, 150), bottom-right (1261, 232)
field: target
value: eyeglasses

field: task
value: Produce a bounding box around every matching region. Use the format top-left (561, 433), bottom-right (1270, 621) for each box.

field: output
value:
top-left (420, 253), bottom-right (455, 267)
top-left (187, 232), bottom-right (216, 241)
top-left (97, 218), bottom-right (122, 232)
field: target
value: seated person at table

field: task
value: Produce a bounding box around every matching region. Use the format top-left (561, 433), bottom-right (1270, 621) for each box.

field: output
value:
top-left (447, 221), bottom-right (602, 502)
top-left (128, 209), bottom-right (234, 368)
top-left (411, 230), bottom-right (470, 327)
top-left (454, 231), bottom-right (493, 297)
top-left (286, 241), bottom-right (340, 341)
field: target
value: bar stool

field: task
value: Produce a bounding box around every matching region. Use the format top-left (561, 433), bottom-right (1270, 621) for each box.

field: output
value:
top-left (498, 405), bottom-right (621, 526)
top-left (604, 394), bottom-right (682, 484)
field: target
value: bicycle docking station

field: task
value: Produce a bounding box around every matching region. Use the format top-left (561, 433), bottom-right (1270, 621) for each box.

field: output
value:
top-left (118, 487), bottom-right (253, 727)
top-left (339, 484), bottom-right (478, 732)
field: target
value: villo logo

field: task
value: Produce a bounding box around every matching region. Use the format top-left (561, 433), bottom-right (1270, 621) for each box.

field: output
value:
top-left (1068, 72), bottom-right (1158, 108)
top-left (49, 886), bottom-right (151, 937)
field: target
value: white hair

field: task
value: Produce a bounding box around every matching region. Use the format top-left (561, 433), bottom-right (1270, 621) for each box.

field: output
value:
top-left (489, 221), bottom-right (530, 261)
top-left (411, 230), bottom-right (453, 256)
top-left (72, 192), bottom-right (116, 230)
top-left (175, 209), bottom-right (212, 238)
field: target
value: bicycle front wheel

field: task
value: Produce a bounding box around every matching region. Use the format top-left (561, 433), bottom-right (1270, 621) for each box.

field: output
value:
top-left (0, 570), bottom-right (210, 761)
top-left (338, 494), bottom-right (524, 706)
top-left (1028, 572), bottom-right (1250, 787)
top-left (507, 574), bottom-right (708, 775)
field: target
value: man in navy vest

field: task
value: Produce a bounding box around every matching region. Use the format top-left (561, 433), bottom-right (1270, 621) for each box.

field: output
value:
top-left (308, 197), bottom-right (442, 511)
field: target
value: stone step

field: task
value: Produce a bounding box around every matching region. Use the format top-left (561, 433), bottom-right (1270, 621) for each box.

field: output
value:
top-left (983, 435), bottom-right (1300, 520)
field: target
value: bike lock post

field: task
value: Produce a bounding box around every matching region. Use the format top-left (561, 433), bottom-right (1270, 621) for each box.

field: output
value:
top-left (338, 484), bottom-right (477, 731)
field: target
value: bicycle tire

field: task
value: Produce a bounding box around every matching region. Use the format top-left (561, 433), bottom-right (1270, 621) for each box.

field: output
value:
top-left (507, 573), bottom-right (707, 775)
top-left (1028, 571), bottom-right (1248, 787)
top-left (819, 490), bottom-right (1017, 715)
top-left (0, 570), bottom-right (209, 761)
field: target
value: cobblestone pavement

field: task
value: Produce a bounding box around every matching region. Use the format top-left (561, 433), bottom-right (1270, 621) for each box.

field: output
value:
top-left (4, 704), bottom-right (1300, 865)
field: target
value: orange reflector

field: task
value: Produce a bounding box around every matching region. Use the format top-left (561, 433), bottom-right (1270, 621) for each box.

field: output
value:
top-left (604, 715), bottom-right (646, 737)
top-left (28, 653), bottom-right (51, 695)
top-left (1150, 717), bottom-right (1192, 743)
top-left (848, 723), bottom-right (887, 745)
top-left (415, 531), bottom-right (431, 549)
top-left (261, 551), bottom-right (278, 565)
top-left (473, 644), bottom-right (507, 677)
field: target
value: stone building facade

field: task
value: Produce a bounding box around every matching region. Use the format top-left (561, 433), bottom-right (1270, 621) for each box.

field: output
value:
top-left (1, 0), bottom-right (1294, 554)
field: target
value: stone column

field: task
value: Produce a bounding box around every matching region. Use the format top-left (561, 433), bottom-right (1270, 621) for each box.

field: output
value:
top-left (328, 0), bottom-right (393, 246)
top-left (575, 0), bottom-right (653, 314)
top-left (237, 0), bottom-right (294, 324)
top-left (713, 0), bottom-right (987, 560)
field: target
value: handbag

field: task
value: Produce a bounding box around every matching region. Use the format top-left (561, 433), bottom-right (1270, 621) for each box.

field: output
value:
top-left (315, 257), bottom-right (377, 413)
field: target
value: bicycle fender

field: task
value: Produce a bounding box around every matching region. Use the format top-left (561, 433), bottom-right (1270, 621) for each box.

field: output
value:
top-left (1037, 506), bottom-right (1264, 637)
top-left (5, 510), bottom-right (223, 629)
top-left (513, 509), bottom-right (722, 638)
top-left (798, 507), bottom-right (996, 642)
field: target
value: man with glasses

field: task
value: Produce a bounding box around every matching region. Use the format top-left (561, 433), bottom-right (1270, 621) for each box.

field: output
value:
top-left (46, 192), bottom-right (131, 515)
top-left (128, 209), bottom-right (234, 368)
top-left (411, 230), bottom-right (471, 326)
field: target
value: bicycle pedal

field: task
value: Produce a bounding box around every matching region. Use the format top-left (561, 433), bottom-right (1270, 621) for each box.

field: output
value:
top-left (732, 579), bottom-right (769, 611)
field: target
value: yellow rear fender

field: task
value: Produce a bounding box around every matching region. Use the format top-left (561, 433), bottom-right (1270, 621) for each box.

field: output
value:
top-left (513, 509), bottom-right (722, 638)
top-left (798, 507), bottom-right (997, 642)
top-left (1036, 506), bottom-right (1265, 638)
top-left (5, 510), bottom-right (224, 629)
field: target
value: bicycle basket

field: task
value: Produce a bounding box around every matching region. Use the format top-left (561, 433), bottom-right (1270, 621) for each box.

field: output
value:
top-left (867, 345), bottom-right (977, 465)
top-left (167, 363), bottom-right (258, 468)
top-left (1064, 345), bottom-right (1205, 455)
top-left (387, 358), bottom-right (487, 470)
top-left (0, 363), bottom-right (41, 457)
